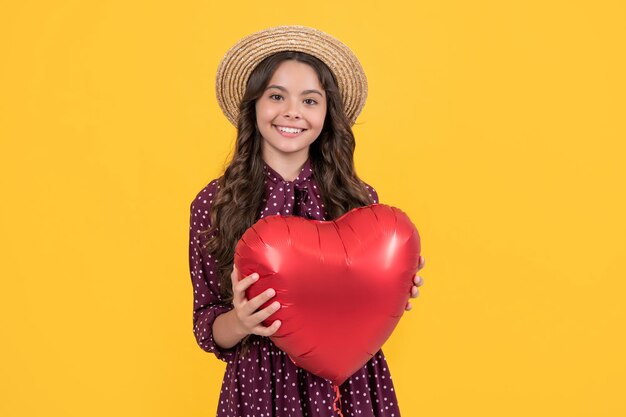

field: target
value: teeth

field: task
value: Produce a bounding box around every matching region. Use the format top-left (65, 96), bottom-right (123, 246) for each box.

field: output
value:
top-left (276, 126), bottom-right (303, 134)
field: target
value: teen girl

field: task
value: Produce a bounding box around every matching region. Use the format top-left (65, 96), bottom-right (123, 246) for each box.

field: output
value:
top-left (189, 25), bottom-right (425, 417)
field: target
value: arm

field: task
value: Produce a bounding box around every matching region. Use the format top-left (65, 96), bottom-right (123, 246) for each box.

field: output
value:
top-left (188, 179), bottom-right (238, 362)
top-left (212, 307), bottom-right (247, 349)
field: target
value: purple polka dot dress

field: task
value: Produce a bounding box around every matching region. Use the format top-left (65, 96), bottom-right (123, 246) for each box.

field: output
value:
top-left (189, 158), bottom-right (402, 417)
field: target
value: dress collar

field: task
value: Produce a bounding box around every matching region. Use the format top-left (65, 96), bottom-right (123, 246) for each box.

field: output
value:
top-left (262, 158), bottom-right (314, 186)
top-left (260, 157), bottom-right (324, 218)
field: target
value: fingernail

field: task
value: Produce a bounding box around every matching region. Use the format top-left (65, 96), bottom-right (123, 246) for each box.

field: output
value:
top-left (252, 273), bottom-right (259, 280)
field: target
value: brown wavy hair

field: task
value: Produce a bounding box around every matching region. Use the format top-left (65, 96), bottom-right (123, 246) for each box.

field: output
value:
top-left (200, 51), bottom-right (375, 355)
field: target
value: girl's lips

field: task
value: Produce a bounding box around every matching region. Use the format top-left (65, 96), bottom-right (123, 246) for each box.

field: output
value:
top-left (273, 124), bottom-right (307, 138)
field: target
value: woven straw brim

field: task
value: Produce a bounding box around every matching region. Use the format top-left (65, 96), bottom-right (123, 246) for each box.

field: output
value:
top-left (215, 25), bottom-right (368, 127)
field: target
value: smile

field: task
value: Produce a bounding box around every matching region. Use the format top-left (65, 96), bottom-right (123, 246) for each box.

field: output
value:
top-left (273, 124), bottom-right (307, 137)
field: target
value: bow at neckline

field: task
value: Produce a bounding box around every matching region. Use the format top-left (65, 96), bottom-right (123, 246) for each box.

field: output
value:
top-left (261, 159), bottom-right (321, 219)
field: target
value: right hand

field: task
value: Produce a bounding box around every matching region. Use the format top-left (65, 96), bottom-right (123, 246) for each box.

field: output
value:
top-left (231, 264), bottom-right (282, 337)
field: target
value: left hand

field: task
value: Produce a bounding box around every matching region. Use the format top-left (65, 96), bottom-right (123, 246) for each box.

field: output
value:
top-left (405, 255), bottom-right (425, 311)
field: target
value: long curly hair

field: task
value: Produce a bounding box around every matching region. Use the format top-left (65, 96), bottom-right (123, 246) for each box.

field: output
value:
top-left (200, 51), bottom-right (375, 355)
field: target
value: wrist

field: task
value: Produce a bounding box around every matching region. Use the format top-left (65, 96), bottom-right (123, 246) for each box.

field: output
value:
top-left (228, 308), bottom-right (249, 339)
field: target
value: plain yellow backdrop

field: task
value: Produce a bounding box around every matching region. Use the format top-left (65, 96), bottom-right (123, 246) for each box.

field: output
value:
top-left (1, 1), bottom-right (625, 416)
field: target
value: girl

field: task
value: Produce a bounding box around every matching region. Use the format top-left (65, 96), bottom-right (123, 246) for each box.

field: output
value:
top-left (189, 25), bottom-right (425, 417)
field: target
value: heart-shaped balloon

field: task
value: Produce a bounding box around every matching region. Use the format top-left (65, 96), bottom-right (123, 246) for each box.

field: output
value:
top-left (234, 203), bottom-right (421, 386)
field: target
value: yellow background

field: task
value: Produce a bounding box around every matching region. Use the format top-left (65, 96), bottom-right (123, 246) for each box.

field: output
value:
top-left (1, 1), bottom-right (625, 416)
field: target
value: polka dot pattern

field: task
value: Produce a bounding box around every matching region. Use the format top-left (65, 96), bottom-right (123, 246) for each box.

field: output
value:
top-left (260, 158), bottom-right (325, 219)
top-left (189, 158), bottom-right (399, 416)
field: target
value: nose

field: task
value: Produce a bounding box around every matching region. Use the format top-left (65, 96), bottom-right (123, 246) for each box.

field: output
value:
top-left (284, 100), bottom-right (301, 119)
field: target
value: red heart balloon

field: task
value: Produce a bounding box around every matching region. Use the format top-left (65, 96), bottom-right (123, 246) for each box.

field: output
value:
top-left (234, 203), bottom-right (421, 386)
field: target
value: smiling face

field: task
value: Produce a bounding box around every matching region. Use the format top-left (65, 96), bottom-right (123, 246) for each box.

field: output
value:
top-left (255, 59), bottom-right (327, 163)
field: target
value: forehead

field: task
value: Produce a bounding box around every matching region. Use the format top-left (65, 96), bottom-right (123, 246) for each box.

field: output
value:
top-left (267, 60), bottom-right (324, 90)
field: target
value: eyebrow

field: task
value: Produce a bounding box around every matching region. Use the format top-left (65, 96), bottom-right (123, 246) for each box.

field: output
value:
top-left (265, 85), bottom-right (324, 97)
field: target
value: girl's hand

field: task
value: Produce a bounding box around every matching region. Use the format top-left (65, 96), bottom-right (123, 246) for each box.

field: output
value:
top-left (230, 264), bottom-right (282, 337)
top-left (405, 256), bottom-right (425, 311)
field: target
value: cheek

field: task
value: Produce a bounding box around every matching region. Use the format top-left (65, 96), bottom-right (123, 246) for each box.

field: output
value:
top-left (255, 102), bottom-right (273, 121)
top-left (312, 108), bottom-right (327, 128)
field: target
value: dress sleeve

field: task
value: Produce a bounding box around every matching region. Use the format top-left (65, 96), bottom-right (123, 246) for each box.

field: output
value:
top-left (189, 179), bottom-right (238, 363)
top-left (363, 182), bottom-right (380, 204)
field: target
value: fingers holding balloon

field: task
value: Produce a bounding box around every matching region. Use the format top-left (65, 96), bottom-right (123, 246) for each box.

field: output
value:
top-left (413, 274), bottom-right (424, 287)
top-left (232, 282), bottom-right (281, 336)
top-left (417, 255), bottom-right (426, 271)
top-left (232, 269), bottom-right (258, 305)
top-left (250, 301), bottom-right (282, 333)
top-left (253, 319), bottom-right (282, 337)
top-left (230, 265), bottom-right (243, 304)
top-left (230, 264), bottom-right (240, 286)
top-left (412, 257), bottom-right (425, 302)
top-left (411, 285), bottom-right (420, 298)
top-left (247, 288), bottom-right (281, 336)
top-left (246, 287), bottom-right (278, 317)
top-left (406, 281), bottom-right (421, 310)
top-left (406, 274), bottom-right (422, 312)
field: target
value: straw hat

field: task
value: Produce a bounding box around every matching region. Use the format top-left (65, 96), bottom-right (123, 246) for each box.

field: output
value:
top-left (215, 25), bottom-right (368, 127)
